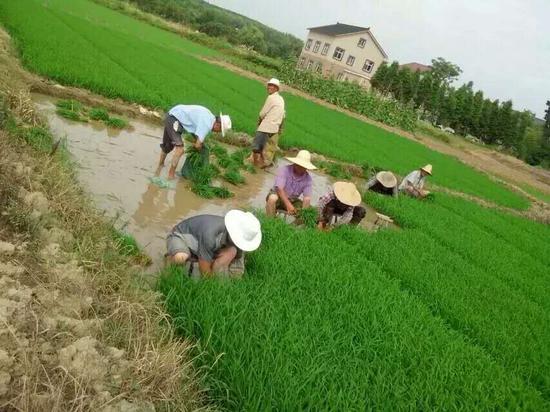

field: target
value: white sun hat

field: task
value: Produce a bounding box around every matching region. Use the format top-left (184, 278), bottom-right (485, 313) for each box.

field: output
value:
top-left (267, 78), bottom-right (281, 88)
top-left (376, 171), bottom-right (398, 188)
top-left (224, 210), bottom-right (262, 252)
top-left (219, 112), bottom-right (232, 137)
top-left (333, 181), bottom-right (361, 207)
top-left (285, 150), bottom-right (317, 170)
top-left (421, 164), bottom-right (433, 175)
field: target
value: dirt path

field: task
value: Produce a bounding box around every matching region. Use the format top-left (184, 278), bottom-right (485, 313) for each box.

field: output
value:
top-left (201, 56), bottom-right (550, 196)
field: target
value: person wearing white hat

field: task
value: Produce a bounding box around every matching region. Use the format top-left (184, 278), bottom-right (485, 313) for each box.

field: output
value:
top-left (157, 104), bottom-right (232, 179)
top-left (166, 210), bottom-right (261, 276)
top-left (366, 171), bottom-right (398, 197)
top-left (398, 164), bottom-right (433, 198)
top-left (266, 150), bottom-right (317, 216)
top-left (317, 182), bottom-right (366, 230)
top-left (251, 78), bottom-right (285, 168)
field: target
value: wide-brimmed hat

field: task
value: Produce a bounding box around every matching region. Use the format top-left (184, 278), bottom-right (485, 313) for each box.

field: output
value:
top-left (333, 181), bottom-right (361, 207)
top-left (267, 78), bottom-right (280, 88)
top-left (219, 112), bottom-right (232, 137)
top-left (421, 164), bottom-right (433, 175)
top-left (285, 150), bottom-right (317, 170)
top-left (224, 210), bottom-right (262, 252)
top-left (376, 171), bottom-right (397, 188)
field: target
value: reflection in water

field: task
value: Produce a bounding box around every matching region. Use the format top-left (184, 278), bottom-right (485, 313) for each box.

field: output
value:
top-left (33, 93), bottom-right (395, 271)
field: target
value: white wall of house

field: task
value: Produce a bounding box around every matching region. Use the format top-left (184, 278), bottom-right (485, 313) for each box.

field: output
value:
top-left (298, 30), bottom-right (387, 88)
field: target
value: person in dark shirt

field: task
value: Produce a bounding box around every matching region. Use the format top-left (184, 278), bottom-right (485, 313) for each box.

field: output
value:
top-left (166, 210), bottom-right (261, 275)
top-left (366, 171), bottom-right (398, 197)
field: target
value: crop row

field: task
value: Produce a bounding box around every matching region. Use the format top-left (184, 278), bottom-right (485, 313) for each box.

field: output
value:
top-left (0, 0), bottom-right (529, 209)
top-left (159, 213), bottom-right (548, 409)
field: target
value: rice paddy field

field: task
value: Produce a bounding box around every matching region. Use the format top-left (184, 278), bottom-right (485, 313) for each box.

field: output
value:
top-left (0, 0), bottom-right (529, 209)
top-left (2, 0), bottom-right (549, 409)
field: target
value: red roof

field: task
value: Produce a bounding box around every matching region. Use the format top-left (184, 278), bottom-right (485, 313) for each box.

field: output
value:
top-left (400, 62), bottom-right (432, 73)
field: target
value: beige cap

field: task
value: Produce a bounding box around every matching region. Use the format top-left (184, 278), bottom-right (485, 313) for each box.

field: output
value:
top-left (333, 181), bottom-right (361, 207)
top-left (267, 78), bottom-right (281, 88)
top-left (285, 150), bottom-right (317, 170)
top-left (219, 112), bottom-right (232, 137)
top-left (421, 164), bottom-right (433, 175)
top-left (376, 171), bottom-right (397, 188)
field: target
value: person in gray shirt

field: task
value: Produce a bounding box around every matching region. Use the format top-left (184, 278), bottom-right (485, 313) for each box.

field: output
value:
top-left (166, 210), bottom-right (262, 276)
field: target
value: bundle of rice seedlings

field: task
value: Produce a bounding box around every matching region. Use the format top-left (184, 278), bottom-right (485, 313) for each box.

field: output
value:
top-left (88, 107), bottom-right (110, 121)
top-left (297, 207), bottom-right (318, 228)
top-left (56, 108), bottom-right (86, 122)
top-left (212, 186), bottom-right (234, 198)
top-left (223, 168), bottom-right (245, 185)
top-left (55, 99), bottom-right (82, 112)
top-left (105, 116), bottom-right (128, 129)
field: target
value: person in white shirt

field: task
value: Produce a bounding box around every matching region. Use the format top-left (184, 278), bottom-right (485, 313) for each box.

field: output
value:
top-left (399, 164), bottom-right (433, 198)
top-left (251, 78), bottom-right (285, 168)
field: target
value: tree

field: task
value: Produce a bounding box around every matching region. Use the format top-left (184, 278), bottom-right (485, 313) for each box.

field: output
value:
top-left (544, 100), bottom-right (550, 141)
top-left (236, 24), bottom-right (267, 54)
top-left (430, 57), bottom-right (462, 87)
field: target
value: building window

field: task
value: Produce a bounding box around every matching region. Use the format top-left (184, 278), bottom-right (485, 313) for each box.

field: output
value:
top-left (305, 39), bottom-right (312, 50)
top-left (313, 41), bottom-right (321, 53)
top-left (321, 43), bottom-right (330, 55)
top-left (333, 47), bottom-right (345, 61)
top-left (357, 37), bottom-right (367, 48)
top-left (306, 60), bottom-right (314, 70)
top-left (299, 56), bottom-right (306, 67)
top-left (363, 59), bottom-right (375, 73)
top-left (336, 72), bottom-right (344, 80)
top-left (346, 55), bottom-right (355, 66)
top-left (314, 62), bottom-right (323, 73)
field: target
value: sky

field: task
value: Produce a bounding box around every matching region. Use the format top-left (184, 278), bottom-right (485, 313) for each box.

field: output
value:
top-left (207, 0), bottom-right (549, 118)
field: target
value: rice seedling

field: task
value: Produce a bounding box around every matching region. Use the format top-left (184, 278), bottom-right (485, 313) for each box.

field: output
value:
top-left (88, 107), bottom-right (110, 121)
top-left (296, 206), bottom-right (318, 228)
top-left (55, 99), bottom-right (82, 112)
top-left (211, 186), bottom-right (233, 198)
top-left (222, 168), bottom-right (245, 185)
top-left (56, 107), bottom-right (86, 122)
top-left (105, 116), bottom-right (128, 129)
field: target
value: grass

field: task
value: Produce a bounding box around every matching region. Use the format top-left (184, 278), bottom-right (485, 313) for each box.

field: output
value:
top-left (110, 227), bottom-right (152, 265)
top-left (0, 0), bottom-right (529, 209)
top-left (415, 120), bottom-right (452, 143)
top-left (158, 204), bottom-right (550, 409)
top-left (519, 183), bottom-right (550, 203)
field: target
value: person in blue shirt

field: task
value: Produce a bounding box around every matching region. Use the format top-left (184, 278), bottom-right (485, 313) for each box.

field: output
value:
top-left (157, 105), bottom-right (232, 179)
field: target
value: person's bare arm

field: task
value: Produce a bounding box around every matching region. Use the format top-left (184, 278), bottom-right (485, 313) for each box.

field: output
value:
top-left (276, 186), bottom-right (296, 214)
top-left (303, 196), bottom-right (311, 208)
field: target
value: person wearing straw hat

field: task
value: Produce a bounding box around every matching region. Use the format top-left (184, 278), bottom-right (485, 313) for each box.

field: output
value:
top-left (399, 164), bottom-right (433, 198)
top-left (251, 78), bottom-right (285, 168)
top-left (166, 210), bottom-right (262, 276)
top-left (366, 171), bottom-right (398, 197)
top-left (317, 182), bottom-right (366, 229)
top-left (266, 150), bottom-right (316, 216)
top-left (157, 104), bottom-right (231, 179)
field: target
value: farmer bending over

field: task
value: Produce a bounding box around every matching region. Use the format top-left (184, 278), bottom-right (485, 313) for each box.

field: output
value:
top-left (366, 171), bottom-right (398, 197)
top-left (399, 164), bottom-right (432, 198)
top-left (317, 182), bottom-right (366, 229)
top-left (166, 210), bottom-right (262, 276)
top-left (251, 78), bottom-right (285, 168)
top-left (157, 104), bottom-right (232, 179)
top-left (266, 150), bottom-right (316, 216)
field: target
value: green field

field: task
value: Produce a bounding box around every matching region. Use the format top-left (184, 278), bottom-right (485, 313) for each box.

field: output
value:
top-left (3, 0), bottom-right (550, 408)
top-left (159, 193), bottom-right (550, 409)
top-left (0, 0), bottom-right (529, 209)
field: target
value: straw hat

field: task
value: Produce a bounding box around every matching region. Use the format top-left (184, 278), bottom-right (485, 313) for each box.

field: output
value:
top-left (421, 164), bottom-right (433, 175)
top-left (333, 181), bottom-right (361, 207)
top-left (267, 78), bottom-right (281, 88)
top-left (376, 171), bottom-right (397, 188)
top-left (285, 150), bottom-right (317, 170)
top-left (224, 210), bottom-right (262, 252)
top-left (219, 112), bottom-right (232, 137)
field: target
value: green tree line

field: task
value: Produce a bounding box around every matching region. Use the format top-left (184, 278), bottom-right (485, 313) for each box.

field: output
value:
top-left (126, 0), bottom-right (303, 58)
top-left (371, 59), bottom-right (549, 166)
